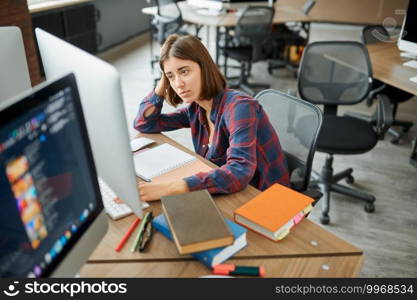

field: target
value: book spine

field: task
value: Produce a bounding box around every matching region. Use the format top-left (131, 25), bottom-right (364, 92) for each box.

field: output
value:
top-left (234, 218), bottom-right (280, 242)
top-left (192, 252), bottom-right (213, 269)
top-left (153, 219), bottom-right (213, 268)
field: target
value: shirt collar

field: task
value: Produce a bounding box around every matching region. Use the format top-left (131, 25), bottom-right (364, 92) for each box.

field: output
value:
top-left (197, 89), bottom-right (225, 125)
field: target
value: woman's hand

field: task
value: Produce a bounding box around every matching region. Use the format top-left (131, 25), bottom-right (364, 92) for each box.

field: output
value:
top-left (138, 179), bottom-right (189, 201)
top-left (155, 74), bottom-right (169, 98)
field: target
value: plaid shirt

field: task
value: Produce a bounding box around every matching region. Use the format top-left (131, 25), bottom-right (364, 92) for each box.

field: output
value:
top-left (134, 89), bottom-right (289, 194)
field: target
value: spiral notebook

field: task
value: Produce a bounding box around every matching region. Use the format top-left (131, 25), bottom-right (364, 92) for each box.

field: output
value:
top-left (133, 143), bottom-right (197, 181)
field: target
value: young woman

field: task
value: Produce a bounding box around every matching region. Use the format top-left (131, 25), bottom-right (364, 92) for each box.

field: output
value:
top-left (134, 34), bottom-right (289, 201)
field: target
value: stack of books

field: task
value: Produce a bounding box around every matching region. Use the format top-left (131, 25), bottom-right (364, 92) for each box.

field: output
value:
top-left (153, 190), bottom-right (247, 268)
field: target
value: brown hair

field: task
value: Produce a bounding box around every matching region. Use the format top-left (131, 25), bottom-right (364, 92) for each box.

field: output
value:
top-left (159, 34), bottom-right (226, 106)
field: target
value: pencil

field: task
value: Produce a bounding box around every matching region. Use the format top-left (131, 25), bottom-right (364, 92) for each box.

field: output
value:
top-left (115, 217), bottom-right (141, 252)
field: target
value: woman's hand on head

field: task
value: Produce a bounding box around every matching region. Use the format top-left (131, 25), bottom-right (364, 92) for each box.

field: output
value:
top-left (155, 74), bottom-right (169, 98)
top-left (138, 179), bottom-right (189, 202)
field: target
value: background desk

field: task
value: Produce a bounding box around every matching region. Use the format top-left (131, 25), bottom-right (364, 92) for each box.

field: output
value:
top-left (80, 133), bottom-right (363, 277)
top-left (367, 43), bottom-right (417, 95)
top-left (367, 42), bottom-right (417, 165)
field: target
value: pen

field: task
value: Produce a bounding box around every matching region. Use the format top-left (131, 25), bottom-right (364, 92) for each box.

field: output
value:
top-left (137, 175), bottom-right (152, 183)
top-left (130, 211), bottom-right (152, 252)
top-left (115, 217), bottom-right (141, 252)
top-left (138, 212), bottom-right (153, 252)
top-left (212, 264), bottom-right (265, 277)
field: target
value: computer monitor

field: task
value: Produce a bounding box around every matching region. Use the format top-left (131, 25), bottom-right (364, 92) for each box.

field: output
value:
top-left (0, 73), bottom-right (108, 277)
top-left (187, 0), bottom-right (271, 11)
top-left (398, 0), bottom-right (417, 57)
top-left (35, 28), bottom-right (143, 218)
top-left (0, 26), bottom-right (31, 102)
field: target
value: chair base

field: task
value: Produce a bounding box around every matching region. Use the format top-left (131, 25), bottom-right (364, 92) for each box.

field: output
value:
top-left (411, 136), bottom-right (417, 168)
top-left (344, 111), bottom-right (413, 144)
top-left (311, 154), bottom-right (376, 225)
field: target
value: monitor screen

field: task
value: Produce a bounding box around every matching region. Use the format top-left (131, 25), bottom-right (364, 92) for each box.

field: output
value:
top-left (0, 73), bottom-right (106, 277)
top-left (398, 0), bottom-right (417, 55)
top-left (402, 1), bottom-right (417, 44)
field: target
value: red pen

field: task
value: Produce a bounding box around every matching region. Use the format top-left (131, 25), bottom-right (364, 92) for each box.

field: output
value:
top-left (213, 264), bottom-right (265, 277)
top-left (115, 217), bottom-right (141, 252)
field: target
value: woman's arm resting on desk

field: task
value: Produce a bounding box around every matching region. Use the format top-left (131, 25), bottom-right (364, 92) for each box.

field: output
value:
top-left (139, 180), bottom-right (189, 201)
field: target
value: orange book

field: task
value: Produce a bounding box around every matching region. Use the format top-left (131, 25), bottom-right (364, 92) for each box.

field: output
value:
top-left (234, 184), bottom-right (314, 242)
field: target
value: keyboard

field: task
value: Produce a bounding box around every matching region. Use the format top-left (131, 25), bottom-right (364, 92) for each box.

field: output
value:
top-left (403, 60), bottom-right (417, 69)
top-left (98, 177), bottom-right (134, 220)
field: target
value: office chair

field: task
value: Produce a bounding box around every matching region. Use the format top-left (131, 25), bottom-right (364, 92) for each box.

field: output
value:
top-left (345, 25), bottom-right (414, 144)
top-left (148, 0), bottom-right (189, 82)
top-left (298, 41), bottom-right (393, 224)
top-left (255, 89), bottom-right (323, 204)
top-left (223, 6), bottom-right (274, 96)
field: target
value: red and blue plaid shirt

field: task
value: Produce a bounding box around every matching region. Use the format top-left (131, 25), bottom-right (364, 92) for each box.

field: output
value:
top-left (134, 89), bottom-right (289, 194)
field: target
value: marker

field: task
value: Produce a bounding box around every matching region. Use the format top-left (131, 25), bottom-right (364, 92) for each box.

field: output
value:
top-left (115, 217), bottom-right (141, 252)
top-left (213, 264), bottom-right (265, 277)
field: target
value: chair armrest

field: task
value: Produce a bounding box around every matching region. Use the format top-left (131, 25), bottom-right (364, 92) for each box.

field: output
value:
top-left (375, 93), bottom-right (393, 139)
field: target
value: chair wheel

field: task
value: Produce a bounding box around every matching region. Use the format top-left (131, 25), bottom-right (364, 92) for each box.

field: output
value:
top-left (346, 175), bottom-right (354, 184)
top-left (391, 138), bottom-right (400, 144)
top-left (364, 203), bottom-right (375, 213)
top-left (320, 214), bottom-right (330, 225)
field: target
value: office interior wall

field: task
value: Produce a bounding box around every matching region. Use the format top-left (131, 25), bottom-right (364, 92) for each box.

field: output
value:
top-left (93, 0), bottom-right (150, 52)
top-left (278, 0), bottom-right (409, 25)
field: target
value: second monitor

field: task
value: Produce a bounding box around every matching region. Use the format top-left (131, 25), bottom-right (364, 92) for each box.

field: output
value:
top-left (35, 29), bottom-right (143, 218)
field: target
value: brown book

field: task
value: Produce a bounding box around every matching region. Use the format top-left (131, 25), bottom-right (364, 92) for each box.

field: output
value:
top-left (161, 190), bottom-right (233, 255)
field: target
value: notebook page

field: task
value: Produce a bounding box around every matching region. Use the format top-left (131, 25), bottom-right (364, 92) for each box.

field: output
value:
top-left (133, 143), bottom-right (196, 181)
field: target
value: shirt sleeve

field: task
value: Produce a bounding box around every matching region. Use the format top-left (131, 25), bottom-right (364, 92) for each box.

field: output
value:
top-left (133, 91), bottom-right (190, 133)
top-left (184, 100), bottom-right (258, 194)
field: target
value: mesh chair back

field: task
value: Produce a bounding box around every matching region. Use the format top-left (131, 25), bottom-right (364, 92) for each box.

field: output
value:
top-left (157, 0), bottom-right (181, 19)
top-left (362, 25), bottom-right (390, 44)
top-left (235, 6), bottom-right (274, 61)
top-left (255, 89), bottom-right (323, 191)
top-left (153, 0), bottom-right (183, 44)
top-left (298, 41), bottom-right (372, 106)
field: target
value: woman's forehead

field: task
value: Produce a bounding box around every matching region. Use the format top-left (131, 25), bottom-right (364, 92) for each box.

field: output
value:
top-left (164, 57), bottom-right (198, 72)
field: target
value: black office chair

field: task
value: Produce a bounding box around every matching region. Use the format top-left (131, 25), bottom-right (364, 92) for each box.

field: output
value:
top-left (345, 25), bottom-right (414, 144)
top-left (255, 89), bottom-right (323, 203)
top-left (223, 6), bottom-right (274, 96)
top-left (298, 41), bottom-right (393, 224)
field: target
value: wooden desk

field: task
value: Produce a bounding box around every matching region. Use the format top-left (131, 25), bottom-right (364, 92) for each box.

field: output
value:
top-left (142, 1), bottom-right (312, 65)
top-left (367, 43), bottom-right (417, 96)
top-left (80, 133), bottom-right (363, 277)
top-left (141, 2), bottom-right (311, 28)
top-left (367, 42), bottom-right (417, 165)
top-left (28, 0), bottom-right (91, 14)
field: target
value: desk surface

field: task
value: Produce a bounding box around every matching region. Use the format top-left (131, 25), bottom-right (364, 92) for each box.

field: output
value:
top-left (29, 0), bottom-right (91, 14)
top-left (142, 0), bottom-right (405, 27)
top-left (367, 43), bottom-right (417, 95)
top-left (81, 133), bottom-right (363, 277)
